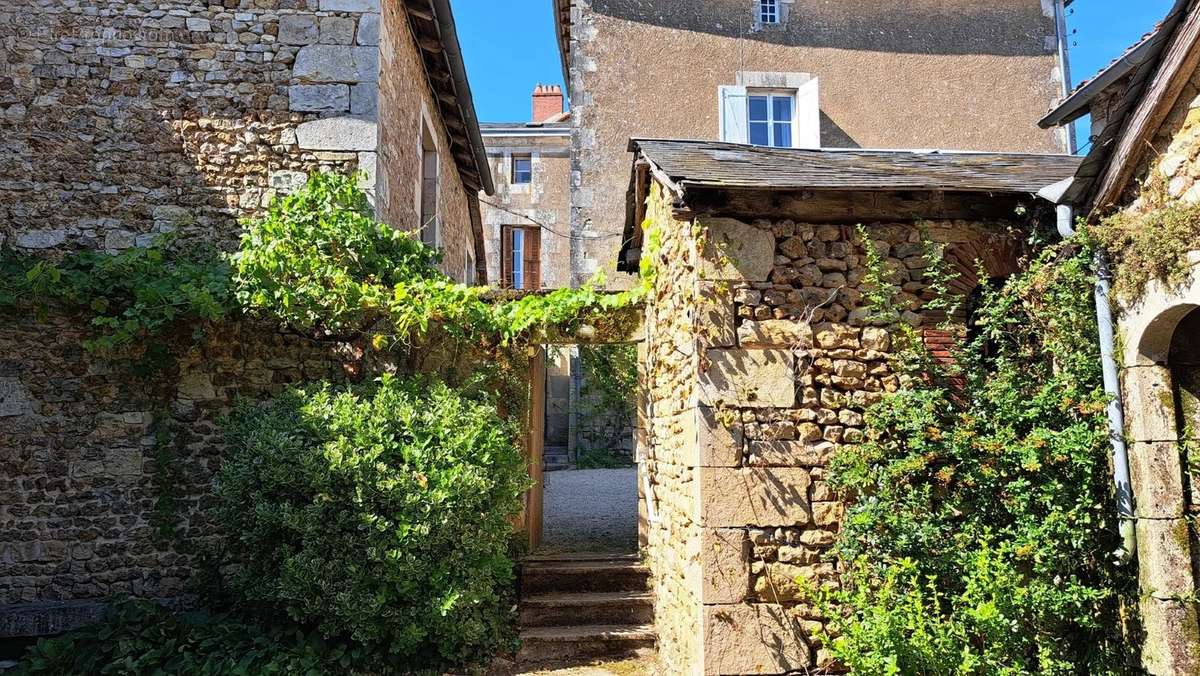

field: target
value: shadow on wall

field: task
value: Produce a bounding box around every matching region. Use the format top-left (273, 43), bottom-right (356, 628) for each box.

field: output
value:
top-left (587, 0), bottom-right (1055, 57)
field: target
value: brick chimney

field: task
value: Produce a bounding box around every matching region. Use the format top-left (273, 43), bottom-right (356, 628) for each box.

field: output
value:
top-left (532, 84), bottom-right (564, 123)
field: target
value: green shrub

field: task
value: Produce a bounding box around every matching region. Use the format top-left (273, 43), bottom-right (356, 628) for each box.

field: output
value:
top-left (576, 448), bottom-right (634, 469)
top-left (213, 374), bottom-right (529, 669)
top-left (821, 238), bottom-right (1136, 674)
top-left (12, 599), bottom-right (362, 675)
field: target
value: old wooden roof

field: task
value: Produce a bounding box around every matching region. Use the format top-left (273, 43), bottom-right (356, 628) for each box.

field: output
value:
top-left (403, 0), bottom-right (494, 195)
top-left (630, 139), bottom-right (1083, 195)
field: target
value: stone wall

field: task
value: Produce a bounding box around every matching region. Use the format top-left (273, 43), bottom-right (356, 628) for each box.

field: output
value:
top-left (0, 0), bottom-right (477, 280)
top-left (638, 180), bottom-right (1025, 673)
top-left (0, 313), bottom-right (363, 634)
top-left (563, 0), bottom-right (1068, 287)
top-left (639, 183), bottom-right (704, 672)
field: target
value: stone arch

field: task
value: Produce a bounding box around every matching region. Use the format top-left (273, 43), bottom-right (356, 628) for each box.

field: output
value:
top-left (1118, 259), bottom-right (1200, 674)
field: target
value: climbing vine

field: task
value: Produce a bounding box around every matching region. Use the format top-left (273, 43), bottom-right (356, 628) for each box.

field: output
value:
top-left (813, 235), bottom-right (1138, 674)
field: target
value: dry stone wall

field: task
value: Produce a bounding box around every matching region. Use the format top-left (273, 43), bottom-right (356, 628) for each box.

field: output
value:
top-left (639, 185), bottom-right (1022, 674)
top-left (0, 312), bottom-right (363, 634)
top-left (0, 0), bottom-right (393, 254)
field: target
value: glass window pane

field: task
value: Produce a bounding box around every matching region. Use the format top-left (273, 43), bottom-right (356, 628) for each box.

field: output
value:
top-left (749, 122), bottom-right (769, 146)
top-left (772, 96), bottom-right (792, 123)
top-left (748, 96), bottom-right (769, 122)
top-left (512, 156), bottom-right (532, 184)
top-left (773, 122), bottom-right (791, 148)
top-left (512, 229), bottom-right (524, 289)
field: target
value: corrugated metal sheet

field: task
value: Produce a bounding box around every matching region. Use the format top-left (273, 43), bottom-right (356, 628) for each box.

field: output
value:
top-left (631, 139), bottom-right (1082, 194)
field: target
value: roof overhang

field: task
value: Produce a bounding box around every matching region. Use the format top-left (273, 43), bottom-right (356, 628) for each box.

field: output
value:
top-left (552, 0), bottom-right (571, 89)
top-left (619, 139), bottom-right (1083, 271)
top-left (403, 0), bottom-right (494, 195)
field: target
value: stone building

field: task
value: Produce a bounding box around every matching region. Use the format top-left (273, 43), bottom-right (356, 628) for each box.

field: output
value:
top-left (479, 85), bottom-right (570, 290)
top-left (552, 0), bottom-right (1076, 286)
top-left (0, 0), bottom-right (491, 638)
top-left (624, 140), bottom-right (1079, 673)
top-left (1038, 0), bottom-right (1200, 671)
top-left (0, 0), bottom-right (491, 281)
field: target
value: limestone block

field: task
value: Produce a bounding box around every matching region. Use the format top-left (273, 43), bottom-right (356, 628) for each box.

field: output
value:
top-left (1136, 518), bottom-right (1196, 599)
top-left (1123, 365), bottom-right (1177, 443)
top-left (103, 230), bottom-right (136, 251)
top-left (737, 319), bottom-right (813, 349)
top-left (701, 528), bottom-right (749, 603)
top-left (813, 323), bottom-right (859, 349)
top-left (320, 0), bottom-right (380, 10)
top-left (293, 45), bottom-right (379, 83)
top-left (278, 14), bottom-right (318, 44)
top-left (746, 440), bottom-right (835, 467)
top-left (698, 405), bottom-right (742, 467)
top-left (185, 17), bottom-right (211, 32)
top-left (350, 83), bottom-right (378, 117)
top-left (319, 16), bottom-right (356, 45)
top-left (356, 13), bottom-right (380, 45)
top-left (105, 447), bottom-right (144, 478)
top-left (289, 84), bottom-right (349, 112)
top-left (700, 218), bottom-right (775, 282)
top-left (701, 467), bottom-right (811, 527)
top-left (700, 349), bottom-right (795, 408)
top-left (177, 371), bottom-right (217, 400)
top-left (1139, 596), bottom-right (1200, 676)
top-left (15, 229), bottom-right (65, 249)
top-left (269, 170), bottom-right (309, 193)
top-left (861, 326), bottom-right (891, 351)
top-left (1129, 442), bottom-right (1186, 518)
top-left (754, 561), bottom-right (835, 602)
top-left (0, 377), bottom-right (33, 417)
top-left (699, 283), bottom-right (735, 347)
top-left (296, 116), bottom-right (377, 151)
top-left (702, 603), bottom-right (813, 675)
top-left (357, 152), bottom-right (377, 190)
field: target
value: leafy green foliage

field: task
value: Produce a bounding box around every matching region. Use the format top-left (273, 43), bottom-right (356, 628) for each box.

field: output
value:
top-left (213, 374), bottom-right (529, 669)
top-left (576, 448), bottom-right (635, 469)
top-left (0, 237), bottom-right (232, 352)
top-left (821, 238), bottom-right (1136, 674)
top-left (12, 599), bottom-right (366, 676)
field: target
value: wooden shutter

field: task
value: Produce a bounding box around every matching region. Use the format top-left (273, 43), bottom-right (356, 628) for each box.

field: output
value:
top-left (500, 226), bottom-right (514, 288)
top-left (718, 85), bottom-right (748, 144)
top-left (524, 228), bottom-right (541, 289)
top-left (794, 77), bottom-right (821, 149)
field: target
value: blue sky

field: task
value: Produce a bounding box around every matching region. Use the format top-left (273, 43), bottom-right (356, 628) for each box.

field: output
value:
top-left (452, 0), bottom-right (1177, 127)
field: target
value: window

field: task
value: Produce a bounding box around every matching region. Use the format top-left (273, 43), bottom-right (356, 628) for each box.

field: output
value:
top-left (759, 0), bottom-right (779, 24)
top-left (748, 93), bottom-right (793, 148)
top-left (512, 154), bottom-right (532, 184)
top-left (419, 121), bottom-right (439, 248)
top-left (719, 77), bottom-right (818, 148)
top-left (501, 225), bottom-right (541, 290)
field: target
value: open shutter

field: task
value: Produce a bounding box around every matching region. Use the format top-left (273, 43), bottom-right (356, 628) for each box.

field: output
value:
top-left (500, 226), bottom-right (514, 288)
top-left (524, 228), bottom-right (541, 289)
top-left (718, 85), bottom-right (748, 144)
top-left (794, 77), bottom-right (820, 149)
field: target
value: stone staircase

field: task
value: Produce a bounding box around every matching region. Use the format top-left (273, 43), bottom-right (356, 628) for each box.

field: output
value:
top-left (517, 553), bottom-right (655, 665)
top-left (543, 445), bottom-right (572, 471)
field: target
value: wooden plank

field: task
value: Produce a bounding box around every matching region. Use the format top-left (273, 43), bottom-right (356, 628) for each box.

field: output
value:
top-left (1090, 3), bottom-right (1200, 210)
top-left (525, 348), bottom-right (547, 551)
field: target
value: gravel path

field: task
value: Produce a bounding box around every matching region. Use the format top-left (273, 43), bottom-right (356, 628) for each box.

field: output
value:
top-left (540, 468), bottom-right (638, 553)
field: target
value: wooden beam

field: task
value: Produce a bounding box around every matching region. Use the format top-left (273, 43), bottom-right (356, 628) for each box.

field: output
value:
top-left (416, 35), bottom-right (443, 53)
top-left (1091, 2), bottom-right (1200, 211)
top-left (685, 188), bottom-right (1028, 224)
top-left (404, 2), bottom-right (434, 20)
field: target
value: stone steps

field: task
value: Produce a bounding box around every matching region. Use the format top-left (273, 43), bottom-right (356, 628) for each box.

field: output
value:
top-left (517, 553), bottom-right (655, 665)
top-left (519, 590), bottom-right (654, 627)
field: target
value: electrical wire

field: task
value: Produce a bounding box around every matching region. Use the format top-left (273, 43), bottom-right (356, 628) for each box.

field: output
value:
top-left (477, 197), bottom-right (629, 241)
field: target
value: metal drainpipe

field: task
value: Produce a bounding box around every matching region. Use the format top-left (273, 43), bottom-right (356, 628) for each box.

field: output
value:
top-left (1057, 204), bottom-right (1137, 560)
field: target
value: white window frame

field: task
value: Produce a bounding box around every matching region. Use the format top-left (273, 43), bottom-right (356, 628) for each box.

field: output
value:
top-left (747, 89), bottom-right (795, 148)
top-left (719, 75), bottom-right (819, 149)
top-left (759, 0), bottom-right (779, 24)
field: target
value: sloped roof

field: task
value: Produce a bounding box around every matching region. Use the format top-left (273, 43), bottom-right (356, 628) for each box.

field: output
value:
top-left (629, 139), bottom-right (1082, 194)
top-left (552, 0), bottom-right (572, 87)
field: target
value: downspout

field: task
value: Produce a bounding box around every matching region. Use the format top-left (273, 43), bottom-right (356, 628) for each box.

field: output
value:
top-left (1055, 203), bottom-right (1137, 561)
